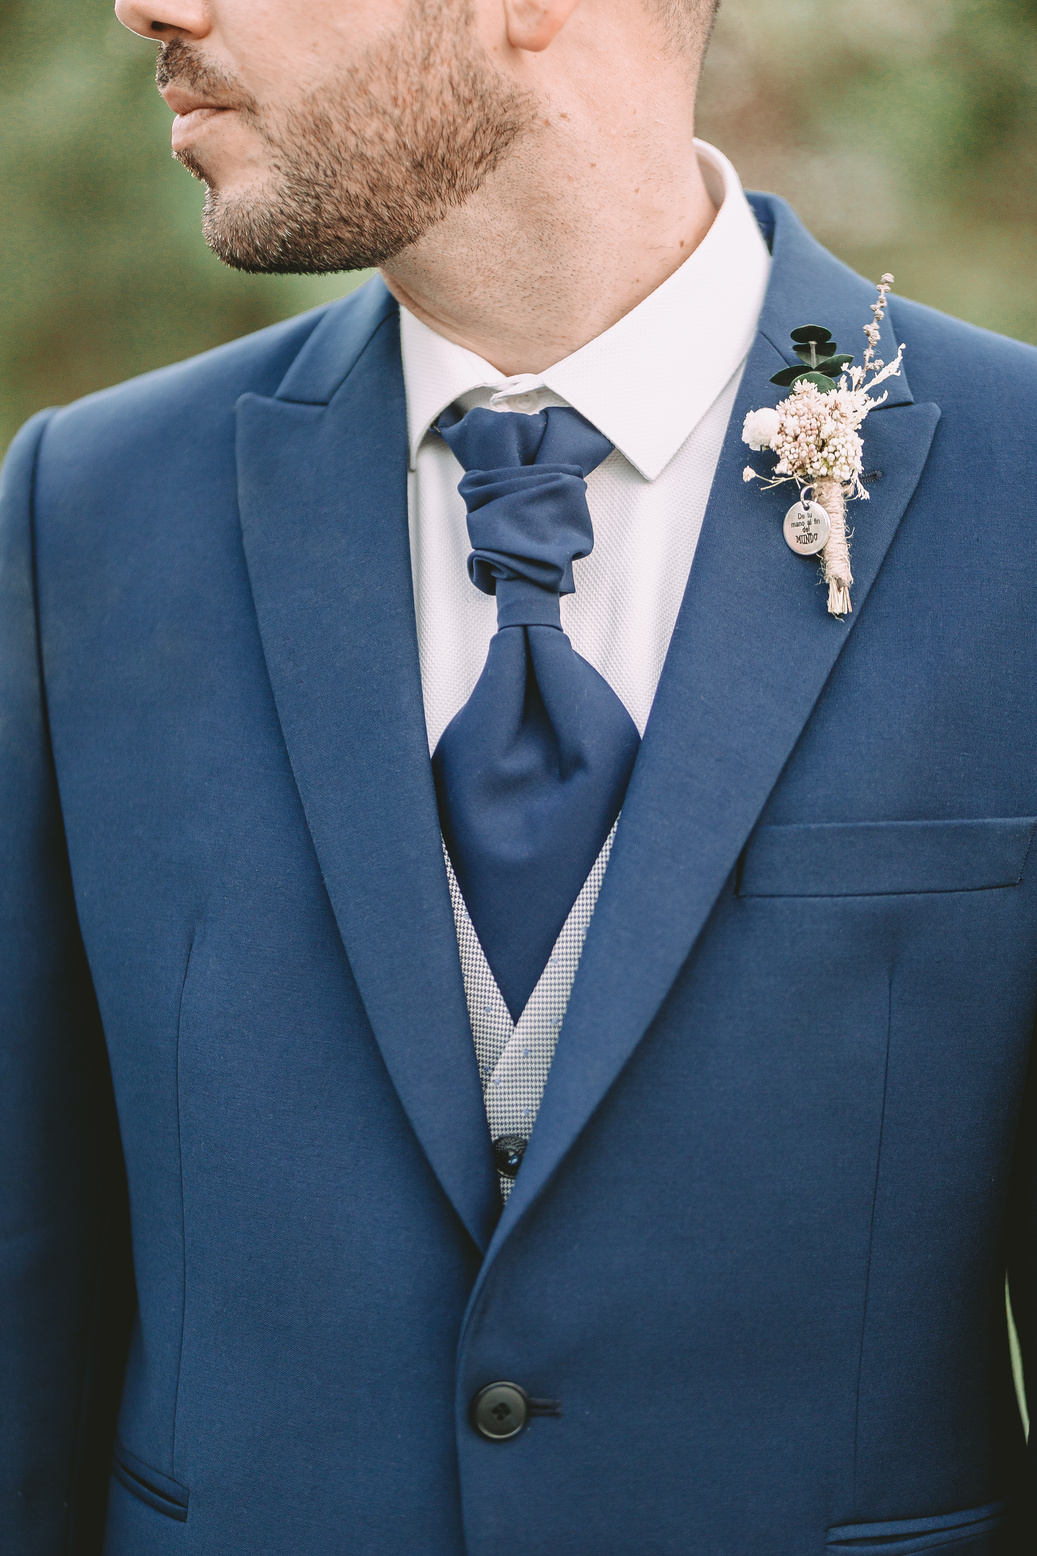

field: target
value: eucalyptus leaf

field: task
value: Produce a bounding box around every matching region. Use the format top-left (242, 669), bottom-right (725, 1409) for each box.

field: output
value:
top-left (770, 364), bottom-right (809, 387)
top-left (815, 354), bottom-right (854, 374)
top-left (790, 325), bottom-right (834, 344)
top-left (794, 344), bottom-right (841, 367)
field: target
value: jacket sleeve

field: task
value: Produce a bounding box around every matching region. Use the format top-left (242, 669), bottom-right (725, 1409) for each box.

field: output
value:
top-left (1007, 1025), bottom-right (1037, 1522)
top-left (0, 413), bottom-right (134, 1556)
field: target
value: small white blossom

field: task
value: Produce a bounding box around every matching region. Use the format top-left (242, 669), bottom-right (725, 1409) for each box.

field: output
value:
top-left (738, 276), bottom-right (903, 621)
top-left (769, 379), bottom-right (867, 488)
top-left (741, 406), bottom-right (782, 451)
top-left (740, 332), bottom-right (904, 499)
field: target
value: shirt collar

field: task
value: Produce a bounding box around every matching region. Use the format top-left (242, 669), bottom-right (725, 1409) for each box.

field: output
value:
top-left (398, 140), bottom-right (771, 480)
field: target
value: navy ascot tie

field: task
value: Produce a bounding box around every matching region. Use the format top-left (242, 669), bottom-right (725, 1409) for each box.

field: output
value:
top-left (433, 403), bottom-right (641, 1021)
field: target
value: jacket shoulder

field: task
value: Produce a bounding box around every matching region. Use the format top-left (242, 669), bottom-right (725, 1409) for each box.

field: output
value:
top-left (889, 293), bottom-right (1037, 407)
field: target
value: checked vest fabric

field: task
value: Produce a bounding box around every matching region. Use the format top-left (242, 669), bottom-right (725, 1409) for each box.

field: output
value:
top-left (442, 824), bottom-right (615, 1199)
top-left (432, 404), bottom-right (641, 1185)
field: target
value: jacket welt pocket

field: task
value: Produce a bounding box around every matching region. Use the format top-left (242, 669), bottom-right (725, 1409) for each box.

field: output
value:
top-left (826, 1499), bottom-right (1010, 1554)
top-left (111, 1441), bottom-right (189, 1522)
top-left (737, 818), bottom-right (1036, 899)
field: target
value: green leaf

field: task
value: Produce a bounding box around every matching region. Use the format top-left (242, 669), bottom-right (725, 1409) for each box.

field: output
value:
top-left (772, 347), bottom-right (853, 388)
top-left (770, 364), bottom-right (809, 387)
top-left (790, 325), bottom-right (834, 345)
top-left (794, 345), bottom-right (842, 367)
top-left (815, 354), bottom-right (854, 374)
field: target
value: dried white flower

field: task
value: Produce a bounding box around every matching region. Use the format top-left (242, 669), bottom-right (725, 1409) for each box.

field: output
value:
top-left (743, 323), bottom-right (904, 497)
top-left (742, 406), bottom-right (782, 451)
top-left (769, 379), bottom-right (867, 491)
top-left (739, 274), bottom-right (906, 619)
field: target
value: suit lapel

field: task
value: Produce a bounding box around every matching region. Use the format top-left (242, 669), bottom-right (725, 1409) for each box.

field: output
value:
top-left (488, 201), bottom-right (942, 1251)
top-left (235, 280), bottom-right (499, 1251)
top-left (232, 211), bottom-right (942, 1268)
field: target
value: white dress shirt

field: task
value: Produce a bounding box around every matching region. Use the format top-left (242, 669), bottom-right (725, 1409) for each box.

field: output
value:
top-left (400, 140), bottom-right (770, 1187)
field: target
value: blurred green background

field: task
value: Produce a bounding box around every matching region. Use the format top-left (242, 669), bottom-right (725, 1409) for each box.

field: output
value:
top-left (2, 0), bottom-right (1037, 456)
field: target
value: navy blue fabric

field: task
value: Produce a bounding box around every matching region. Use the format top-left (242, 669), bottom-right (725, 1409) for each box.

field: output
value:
top-left (738, 817), bottom-right (1037, 898)
top-left (3, 199), bottom-right (1037, 1556)
top-left (827, 1498), bottom-right (1009, 1548)
top-left (433, 405), bottom-right (638, 1017)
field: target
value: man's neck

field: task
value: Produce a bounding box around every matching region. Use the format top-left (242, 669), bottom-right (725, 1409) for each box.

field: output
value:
top-left (380, 120), bottom-right (716, 378)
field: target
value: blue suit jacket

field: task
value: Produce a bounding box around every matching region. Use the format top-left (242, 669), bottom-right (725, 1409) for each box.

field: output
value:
top-left (3, 193), bottom-right (1037, 1556)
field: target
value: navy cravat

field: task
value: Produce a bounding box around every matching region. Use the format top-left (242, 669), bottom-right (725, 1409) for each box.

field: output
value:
top-left (433, 404), bottom-right (641, 1021)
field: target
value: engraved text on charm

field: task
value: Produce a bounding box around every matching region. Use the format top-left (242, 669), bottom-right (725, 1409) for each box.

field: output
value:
top-left (783, 500), bottom-right (831, 556)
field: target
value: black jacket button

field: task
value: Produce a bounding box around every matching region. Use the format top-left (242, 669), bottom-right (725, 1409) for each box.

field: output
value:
top-left (472, 1382), bottom-right (529, 1440)
top-left (492, 1135), bottom-right (526, 1178)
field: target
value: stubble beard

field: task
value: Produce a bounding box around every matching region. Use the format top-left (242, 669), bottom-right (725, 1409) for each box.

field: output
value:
top-left (160, 0), bottom-right (537, 275)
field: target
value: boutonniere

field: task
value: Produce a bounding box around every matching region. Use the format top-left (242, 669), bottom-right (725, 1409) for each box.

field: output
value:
top-left (742, 275), bottom-right (905, 618)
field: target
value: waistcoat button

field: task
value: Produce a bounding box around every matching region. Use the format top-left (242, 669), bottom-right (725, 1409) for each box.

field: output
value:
top-left (492, 1135), bottom-right (527, 1178)
top-left (472, 1382), bottom-right (529, 1440)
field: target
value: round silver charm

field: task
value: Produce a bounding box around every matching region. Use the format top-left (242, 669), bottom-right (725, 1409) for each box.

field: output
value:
top-left (783, 500), bottom-right (831, 556)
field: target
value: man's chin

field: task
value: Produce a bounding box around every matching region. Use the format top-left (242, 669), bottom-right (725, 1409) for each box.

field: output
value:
top-left (195, 187), bottom-right (374, 276)
top-left (173, 148), bottom-right (263, 210)
top-left (173, 145), bottom-right (215, 186)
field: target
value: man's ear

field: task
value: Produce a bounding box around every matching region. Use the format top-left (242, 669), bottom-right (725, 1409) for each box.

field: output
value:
top-left (503, 0), bottom-right (583, 53)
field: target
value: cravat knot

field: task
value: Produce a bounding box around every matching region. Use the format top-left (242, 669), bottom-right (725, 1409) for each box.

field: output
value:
top-left (437, 405), bottom-right (613, 629)
top-left (432, 400), bottom-right (637, 1021)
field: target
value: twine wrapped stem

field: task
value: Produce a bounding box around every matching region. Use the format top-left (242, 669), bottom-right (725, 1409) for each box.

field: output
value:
top-left (815, 476), bottom-right (852, 617)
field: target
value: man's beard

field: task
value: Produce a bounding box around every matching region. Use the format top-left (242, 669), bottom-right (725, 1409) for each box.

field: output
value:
top-left (158, 1), bottom-right (536, 274)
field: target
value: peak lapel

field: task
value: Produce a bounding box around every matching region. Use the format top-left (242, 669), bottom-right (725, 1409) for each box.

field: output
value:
top-left (235, 281), bottom-right (498, 1251)
top-left (487, 203), bottom-right (941, 1253)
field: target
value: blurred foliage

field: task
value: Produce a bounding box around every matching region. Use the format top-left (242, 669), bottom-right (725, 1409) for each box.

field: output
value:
top-left (698, 0), bottom-right (1037, 345)
top-left (2, 0), bottom-right (1037, 454)
top-left (0, 0), bottom-right (360, 453)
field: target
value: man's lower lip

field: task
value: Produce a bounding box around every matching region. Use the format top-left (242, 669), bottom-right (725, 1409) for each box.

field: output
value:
top-left (171, 107), bottom-right (231, 151)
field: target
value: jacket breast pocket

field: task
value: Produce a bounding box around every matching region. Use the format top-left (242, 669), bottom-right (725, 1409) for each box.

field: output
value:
top-left (737, 818), bottom-right (1036, 899)
top-left (826, 1500), bottom-right (1011, 1554)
